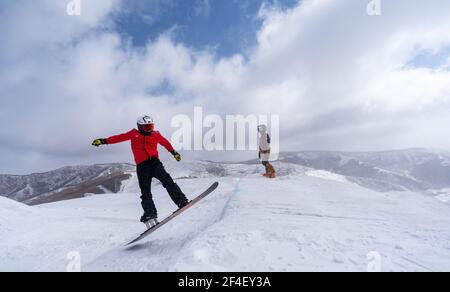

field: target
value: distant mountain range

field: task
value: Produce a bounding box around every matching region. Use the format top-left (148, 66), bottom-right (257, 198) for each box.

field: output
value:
top-left (270, 148), bottom-right (450, 192)
top-left (1, 149), bottom-right (450, 205)
top-left (0, 164), bottom-right (135, 205)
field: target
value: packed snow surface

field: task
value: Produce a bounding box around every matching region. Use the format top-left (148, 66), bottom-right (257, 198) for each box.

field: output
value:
top-left (1, 162), bottom-right (449, 272)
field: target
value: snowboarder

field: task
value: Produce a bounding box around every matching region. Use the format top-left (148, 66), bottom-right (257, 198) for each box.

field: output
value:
top-left (92, 115), bottom-right (189, 228)
top-left (258, 125), bottom-right (276, 178)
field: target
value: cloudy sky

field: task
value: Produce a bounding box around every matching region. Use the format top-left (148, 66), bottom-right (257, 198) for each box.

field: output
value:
top-left (1, 0), bottom-right (450, 174)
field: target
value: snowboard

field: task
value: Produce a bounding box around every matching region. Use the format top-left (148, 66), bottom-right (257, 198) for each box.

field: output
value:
top-left (125, 182), bottom-right (219, 246)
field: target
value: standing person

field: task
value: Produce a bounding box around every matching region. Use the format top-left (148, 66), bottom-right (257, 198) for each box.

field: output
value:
top-left (92, 115), bottom-right (189, 228)
top-left (258, 125), bottom-right (276, 178)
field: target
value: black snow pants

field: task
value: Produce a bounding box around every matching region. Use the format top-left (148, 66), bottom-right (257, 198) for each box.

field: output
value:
top-left (136, 158), bottom-right (188, 218)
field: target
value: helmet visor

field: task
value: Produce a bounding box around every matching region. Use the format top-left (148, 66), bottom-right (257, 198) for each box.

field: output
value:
top-left (141, 123), bottom-right (154, 132)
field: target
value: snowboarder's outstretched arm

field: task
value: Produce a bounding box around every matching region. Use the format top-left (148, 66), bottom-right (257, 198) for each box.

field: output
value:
top-left (92, 131), bottom-right (132, 147)
top-left (154, 132), bottom-right (182, 162)
top-left (106, 131), bottom-right (133, 144)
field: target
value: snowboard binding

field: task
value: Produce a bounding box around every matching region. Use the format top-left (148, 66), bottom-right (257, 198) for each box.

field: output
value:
top-left (144, 218), bottom-right (159, 229)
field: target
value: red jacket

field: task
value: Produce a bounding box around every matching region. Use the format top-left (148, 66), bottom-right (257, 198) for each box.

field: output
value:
top-left (106, 129), bottom-right (175, 165)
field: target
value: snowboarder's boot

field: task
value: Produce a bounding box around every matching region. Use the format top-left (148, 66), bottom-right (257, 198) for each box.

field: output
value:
top-left (144, 219), bottom-right (159, 229)
top-left (141, 217), bottom-right (159, 229)
top-left (141, 213), bottom-right (159, 229)
top-left (263, 164), bottom-right (271, 177)
top-left (263, 163), bottom-right (277, 179)
top-left (176, 198), bottom-right (190, 209)
top-left (140, 212), bottom-right (157, 222)
top-left (262, 172), bottom-right (276, 178)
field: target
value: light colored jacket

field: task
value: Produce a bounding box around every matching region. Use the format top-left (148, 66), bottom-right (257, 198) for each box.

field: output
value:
top-left (258, 125), bottom-right (271, 161)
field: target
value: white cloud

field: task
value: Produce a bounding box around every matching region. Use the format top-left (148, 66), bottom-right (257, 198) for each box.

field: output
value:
top-left (1, 0), bottom-right (450, 173)
top-left (0, 0), bottom-right (120, 61)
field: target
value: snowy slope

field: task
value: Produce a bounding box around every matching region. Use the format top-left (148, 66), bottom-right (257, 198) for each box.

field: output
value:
top-left (1, 161), bottom-right (449, 272)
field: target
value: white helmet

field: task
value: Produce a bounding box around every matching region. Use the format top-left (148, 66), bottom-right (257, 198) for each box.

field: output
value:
top-left (257, 125), bottom-right (267, 133)
top-left (137, 115), bottom-right (154, 126)
top-left (137, 115), bottom-right (155, 133)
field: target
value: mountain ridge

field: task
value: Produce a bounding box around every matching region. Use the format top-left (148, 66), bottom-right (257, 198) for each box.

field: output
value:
top-left (2, 149), bottom-right (450, 204)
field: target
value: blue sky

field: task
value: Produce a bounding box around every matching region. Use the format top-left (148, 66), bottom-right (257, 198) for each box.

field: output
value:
top-left (408, 46), bottom-right (450, 69)
top-left (112, 0), bottom-right (449, 72)
top-left (114, 0), bottom-right (299, 58)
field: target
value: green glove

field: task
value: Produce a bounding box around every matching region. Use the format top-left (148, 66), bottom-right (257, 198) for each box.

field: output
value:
top-left (172, 151), bottom-right (182, 162)
top-left (92, 139), bottom-right (107, 147)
